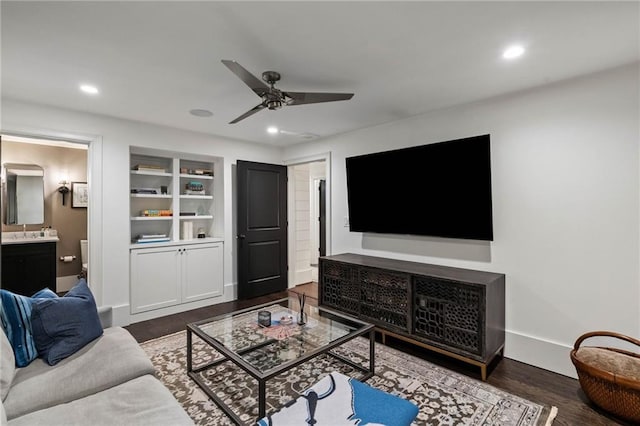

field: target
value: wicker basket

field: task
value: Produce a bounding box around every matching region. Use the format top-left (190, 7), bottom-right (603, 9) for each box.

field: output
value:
top-left (570, 331), bottom-right (640, 423)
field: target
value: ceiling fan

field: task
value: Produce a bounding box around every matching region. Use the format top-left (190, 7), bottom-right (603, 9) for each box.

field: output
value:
top-left (221, 60), bottom-right (354, 124)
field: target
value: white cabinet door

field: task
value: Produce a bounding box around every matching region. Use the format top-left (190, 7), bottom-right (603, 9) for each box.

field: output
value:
top-left (130, 246), bottom-right (181, 313)
top-left (182, 242), bottom-right (223, 303)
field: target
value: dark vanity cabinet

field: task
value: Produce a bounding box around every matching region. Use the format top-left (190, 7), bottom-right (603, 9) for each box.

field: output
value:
top-left (319, 253), bottom-right (505, 380)
top-left (1, 242), bottom-right (57, 296)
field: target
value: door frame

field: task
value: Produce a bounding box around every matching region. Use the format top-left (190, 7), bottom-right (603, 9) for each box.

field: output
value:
top-left (1, 125), bottom-right (103, 304)
top-left (284, 152), bottom-right (331, 289)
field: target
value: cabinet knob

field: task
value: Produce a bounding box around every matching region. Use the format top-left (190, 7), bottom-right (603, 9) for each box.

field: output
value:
top-left (237, 234), bottom-right (246, 239)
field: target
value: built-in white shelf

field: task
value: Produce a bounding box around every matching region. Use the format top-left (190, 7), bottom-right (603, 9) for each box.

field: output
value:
top-left (179, 215), bottom-right (213, 220)
top-left (130, 194), bottom-right (173, 199)
top-left (130, 149), bottom-right (222, 245)
top-left (180, 194), bottom-right (213, 200)
top-left (131, 170), bottom-right (172, 177)
top-left (179, 174), bottom-right (213, 180)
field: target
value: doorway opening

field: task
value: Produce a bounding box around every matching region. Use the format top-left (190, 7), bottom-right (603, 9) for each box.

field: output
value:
top-left (286, 155), bottom-right (329, 289)
top-left (1, 134), bottom-right (89, 293)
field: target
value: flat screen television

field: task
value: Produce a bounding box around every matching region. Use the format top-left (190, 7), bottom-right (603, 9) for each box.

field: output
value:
top-left (345, 134), bottom-right (493, 241)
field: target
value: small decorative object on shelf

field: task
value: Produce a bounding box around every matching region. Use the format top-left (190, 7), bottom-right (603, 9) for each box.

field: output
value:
top-left (197, 228), bottom-right (206, 238)
top-left (141, 209), bottom-right (173, 217)
top-left (258, 311), bottom-right (271, 327)
top-left (297, 293), bottom-right (307, 325)
top-left (185, 181), bottom-right (205, 195)
top-left (180, 167), bottom-right (213, 176)
top-left (186, 181), bottom-right (204, 191)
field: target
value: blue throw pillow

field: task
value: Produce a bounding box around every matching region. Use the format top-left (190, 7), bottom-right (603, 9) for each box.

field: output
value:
top-left (0, 288), bottom-right (59, 367)
top-left (31, 288), bottom-right (58, 299)
top-left (31, 279), bottom-right (103, 366)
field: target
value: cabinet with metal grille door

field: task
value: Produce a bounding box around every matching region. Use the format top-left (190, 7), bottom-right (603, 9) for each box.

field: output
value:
top-left (319, 253), bottom-right (505, 380)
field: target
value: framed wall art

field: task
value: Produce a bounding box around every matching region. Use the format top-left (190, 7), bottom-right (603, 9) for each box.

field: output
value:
top-left (71, 182), bottom-right (88, 208)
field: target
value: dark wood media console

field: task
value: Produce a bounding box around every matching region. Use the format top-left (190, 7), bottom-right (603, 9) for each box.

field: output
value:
top-left (318, 253), bottom-right (505, 380)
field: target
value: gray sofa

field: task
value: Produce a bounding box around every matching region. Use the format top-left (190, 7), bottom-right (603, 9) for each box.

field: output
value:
top-left (1, 308), bottom-right (193, 426)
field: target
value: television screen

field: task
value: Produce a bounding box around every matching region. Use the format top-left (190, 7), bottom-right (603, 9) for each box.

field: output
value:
top-left (345, 134), bottom-right (493, 241)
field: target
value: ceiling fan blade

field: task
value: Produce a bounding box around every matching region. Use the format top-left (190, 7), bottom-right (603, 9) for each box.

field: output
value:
top-left (221, 60), bottom-right (269, 97)
top-left (229, 103), bottom-right (266, 124)
top-left (285, 91), bottom-right (354, 105)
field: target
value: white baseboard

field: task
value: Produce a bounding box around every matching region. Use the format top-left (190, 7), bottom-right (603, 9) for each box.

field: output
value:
top-left (505, 330), bottom-right (577, 378)
top-left (112, 282), bottom-right (238, 326)
top-left (56, 275), bottom-right (80, 292)
top-left (293, 268), bottom-right (312, 286)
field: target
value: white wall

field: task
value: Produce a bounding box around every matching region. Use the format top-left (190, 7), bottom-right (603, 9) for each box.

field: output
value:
top-left (3, 63), bottom-right (637, 377)
top-left (1, 99), bottom-right (283, 324)
top-left (291, 164), bottom-right (312, 285)
top-left (283, 63), bottom-right (640, 377)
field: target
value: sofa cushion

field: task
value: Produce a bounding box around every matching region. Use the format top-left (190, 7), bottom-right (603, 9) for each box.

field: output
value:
top-left (0, 328), bottom-right (14, 401)
top-left (7, 374), bottom-right (193, 426)
top-left (3, 327), bottom-right (155, 420)
top-left (31, 279), bottom-right (103, 365)
top-left (0, 288), bottom-right (58, 368)
top-left (1, 399), bottom-right (6, 426)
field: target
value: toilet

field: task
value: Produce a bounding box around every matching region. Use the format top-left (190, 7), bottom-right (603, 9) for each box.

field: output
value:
top-left (80, 239), bottom-right (88, 278)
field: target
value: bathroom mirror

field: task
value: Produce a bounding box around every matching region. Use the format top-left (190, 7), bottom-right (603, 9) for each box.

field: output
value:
top-left (4, 163), bottom-right (45, 225)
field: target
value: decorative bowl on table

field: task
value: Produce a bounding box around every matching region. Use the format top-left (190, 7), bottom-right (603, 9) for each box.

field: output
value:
top-left (279, 315), bottom-right (294, 325)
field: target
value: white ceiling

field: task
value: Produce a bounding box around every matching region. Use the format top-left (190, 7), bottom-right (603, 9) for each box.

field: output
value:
top-left (2, 1), bottom-right (638, 147)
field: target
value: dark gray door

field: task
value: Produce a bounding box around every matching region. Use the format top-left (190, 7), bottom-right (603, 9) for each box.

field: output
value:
top-left (319, 179), bottom-right (326, 257)
top-left (237, 160), bottom-right (288, 299)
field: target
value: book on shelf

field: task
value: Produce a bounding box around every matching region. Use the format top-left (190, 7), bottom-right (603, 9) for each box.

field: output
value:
top-left (135, 234), bottom-right (170, 244)
top-left (134, 237), bottom-right (171, 244)
top-left (139, 233), bottom-right (167, 238)
top-left (180, 212), bottom-right (196, 216)
top-left (133, 164), bottom-right (166, 173)
top-left (180, 167), bottom-right (213, 176)
top-left (140, 209), bottom-right (173, 217)
top-left (131, 188), bottom-right (159, 194)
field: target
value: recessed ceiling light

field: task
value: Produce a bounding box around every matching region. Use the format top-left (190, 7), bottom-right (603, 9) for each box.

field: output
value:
top-left (267, 126), bottom-right (279, 134)
top-left (503, 45), bottom-right (525, 60)
top-left (80, 84), bottom-right (99, 95)
top-left (189, 109), bottom-right (213, 117)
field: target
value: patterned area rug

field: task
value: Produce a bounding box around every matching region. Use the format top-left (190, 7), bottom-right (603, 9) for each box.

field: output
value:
top-left (141, 331), bottom-right (557, 425)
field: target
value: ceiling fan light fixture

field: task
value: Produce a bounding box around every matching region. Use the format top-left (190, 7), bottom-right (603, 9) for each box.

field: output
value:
top-left (221, 59), bottom-right (354, 124)
top-left (267, 100), bottom-right (282, 110)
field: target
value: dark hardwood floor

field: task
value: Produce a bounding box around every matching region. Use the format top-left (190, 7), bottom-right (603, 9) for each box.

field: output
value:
top-left (125, 282), bottom-right (629, 426)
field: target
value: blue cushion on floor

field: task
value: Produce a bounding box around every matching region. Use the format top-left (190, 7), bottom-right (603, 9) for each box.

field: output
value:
top-left (31, 279), bottom-right (103, 365)
top-left (0, 288), bottom-right (59, 367)
top-left (256, 371), bottom-right (419, 426)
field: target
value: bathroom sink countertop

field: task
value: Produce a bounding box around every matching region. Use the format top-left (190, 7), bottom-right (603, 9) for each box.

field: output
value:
top-left (1, 232), bottom-right (60, 245)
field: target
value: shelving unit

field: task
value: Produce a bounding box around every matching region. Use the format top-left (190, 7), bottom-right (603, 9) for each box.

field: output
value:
top-left (129, 147), bottom-right (225, 316)
top-left (129, 148), bottom-right (223, 245)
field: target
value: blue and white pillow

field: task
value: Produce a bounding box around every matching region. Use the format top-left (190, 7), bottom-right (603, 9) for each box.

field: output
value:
top-left (0, 288), bottom-right (58, 367)
top-left (257, 371), bottom-right (419, 426)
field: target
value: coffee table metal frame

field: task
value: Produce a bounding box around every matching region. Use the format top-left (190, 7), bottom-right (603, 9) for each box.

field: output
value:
top-left (186, 298), bottom-right (375, 425)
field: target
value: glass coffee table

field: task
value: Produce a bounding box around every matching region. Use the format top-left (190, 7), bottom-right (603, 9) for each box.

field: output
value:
top-left (186, 297), bottom-right (375, 424)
